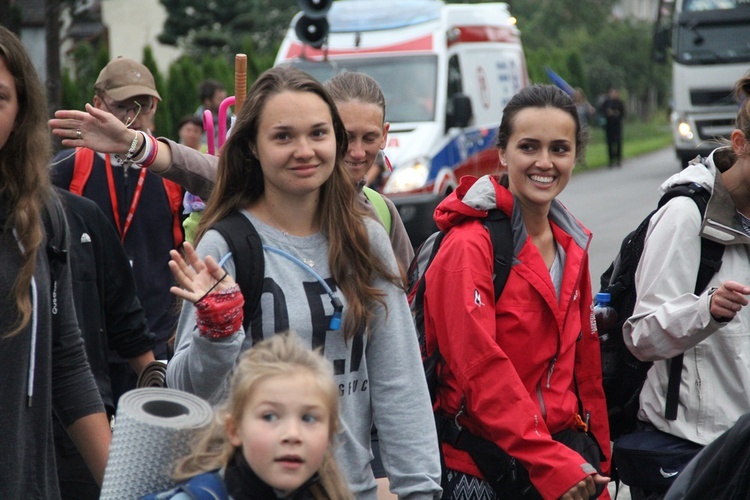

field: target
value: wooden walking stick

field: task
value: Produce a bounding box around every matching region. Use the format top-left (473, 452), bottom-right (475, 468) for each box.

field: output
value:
top-left (235, 54), bottom-right (247, 113)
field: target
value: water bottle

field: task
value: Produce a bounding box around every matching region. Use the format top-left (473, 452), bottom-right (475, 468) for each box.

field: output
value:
top-left (594, 292), bottom-right (618, 341)
top-left (594, 292), bottom-right (619, 389)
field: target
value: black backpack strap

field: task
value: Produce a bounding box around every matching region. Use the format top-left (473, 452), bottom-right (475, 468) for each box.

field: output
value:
top-left (43, 192), bottom-right (68, 289)
top-left (660, 183), bottom-right (725, 420)
top-left (210, 212), bottom-right (264, 337)
top-left (484, 209), bottom-right (514, 302)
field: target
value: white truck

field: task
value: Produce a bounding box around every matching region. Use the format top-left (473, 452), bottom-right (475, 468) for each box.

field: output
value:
top-left (654, 0), bottom-right (750, 167)
top-left (275, 0), bottom-right (528, 246)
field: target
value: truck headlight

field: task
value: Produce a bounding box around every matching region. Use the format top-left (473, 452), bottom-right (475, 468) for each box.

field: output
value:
top-left (383, 161), bottom-right (430, 193)
top-left (677, 121), bottom-right (694, 141)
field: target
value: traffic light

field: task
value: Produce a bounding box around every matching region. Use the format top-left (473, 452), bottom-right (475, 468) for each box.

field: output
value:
top-left (294, 0), bottom-right (333, 49)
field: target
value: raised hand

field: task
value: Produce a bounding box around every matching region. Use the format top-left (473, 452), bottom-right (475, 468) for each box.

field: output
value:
top-left (169, 242), bottom-right (237, 304)
top-left (49, 103), bottom-right (135, 154)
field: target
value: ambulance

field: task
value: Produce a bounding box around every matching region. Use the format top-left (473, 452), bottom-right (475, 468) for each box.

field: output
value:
top-left (275, 0), bottom-right (529, 246)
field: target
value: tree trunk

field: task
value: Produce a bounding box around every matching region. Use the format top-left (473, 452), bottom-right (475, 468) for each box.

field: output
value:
top-left (45, 0), bottom-right (61, 119)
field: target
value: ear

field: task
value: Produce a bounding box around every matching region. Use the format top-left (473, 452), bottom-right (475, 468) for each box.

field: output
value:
top-left (731, 129), bottom-right (748, 156)
top-left (93, 95), bottom-right (104, 110)
top-left (497, 149), bottom-right (507, 167)
top-left (225, 414), bottom-right (243, 447)
top-left (379, 122), bottom-right (390, 150)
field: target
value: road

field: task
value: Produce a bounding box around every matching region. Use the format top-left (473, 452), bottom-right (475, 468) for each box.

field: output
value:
top-left (559, 147), bottom-right (682, 290)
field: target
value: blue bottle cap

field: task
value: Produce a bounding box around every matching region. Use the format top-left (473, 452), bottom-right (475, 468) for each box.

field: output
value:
top-left (595, 292), bottom-right (611, 305)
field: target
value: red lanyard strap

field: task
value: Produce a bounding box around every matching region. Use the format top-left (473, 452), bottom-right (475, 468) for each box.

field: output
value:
top-left (105, 154), bottom-right (148, 243)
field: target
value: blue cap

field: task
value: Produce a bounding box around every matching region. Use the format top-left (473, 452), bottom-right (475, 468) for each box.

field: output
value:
top-left (595, 292), bottom-right (611, 305)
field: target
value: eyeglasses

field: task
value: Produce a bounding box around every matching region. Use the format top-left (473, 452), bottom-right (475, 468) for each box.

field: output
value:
top-left (101, 97), bottom-right (154, 128)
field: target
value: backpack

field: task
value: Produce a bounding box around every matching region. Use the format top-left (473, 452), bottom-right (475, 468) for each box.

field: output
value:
top-left (70, 147), bottom-right (184, 247)
top-left (599, 181), bottom-right (725, 440)
top-left (210, 212), bottom-right (265, 337)
top-left (362, 186), bottom-right (392, 235)
top-left (406, 209), bottom-right (513, 404)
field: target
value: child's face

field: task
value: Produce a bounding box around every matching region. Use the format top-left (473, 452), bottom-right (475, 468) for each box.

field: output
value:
top-left (226, 371), bottom-right (332, 494)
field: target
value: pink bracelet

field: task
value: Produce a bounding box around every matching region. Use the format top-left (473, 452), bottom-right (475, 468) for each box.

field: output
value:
top-left (141, 135), bottom-right (159, 169)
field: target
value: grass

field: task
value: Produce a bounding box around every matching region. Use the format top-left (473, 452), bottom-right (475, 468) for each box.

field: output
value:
top-left (578, 116), bottom-right (674, 171)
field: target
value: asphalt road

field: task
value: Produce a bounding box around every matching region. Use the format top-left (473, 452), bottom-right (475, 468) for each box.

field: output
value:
top-left (559, 147), bottom-right (683, 290)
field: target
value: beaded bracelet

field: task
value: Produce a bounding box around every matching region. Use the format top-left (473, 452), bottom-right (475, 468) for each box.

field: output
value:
top-left (132, 132), bottom-right (146, 158)
top-left (115, 132), bottom-right (140, 164)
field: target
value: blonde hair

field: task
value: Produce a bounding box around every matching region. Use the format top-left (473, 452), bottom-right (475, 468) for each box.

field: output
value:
top-left (0, 27), bottom-right (53, 338)
top-left (735, 72), bottom-right (750, 153)
top-left (173, 332), bottom-right (352, 499)
top-left (195, 66), bottom-right (402, 340)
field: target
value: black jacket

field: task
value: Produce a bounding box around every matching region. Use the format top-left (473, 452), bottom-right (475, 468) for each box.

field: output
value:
top-left (56, 189), bottom-right (155, 411)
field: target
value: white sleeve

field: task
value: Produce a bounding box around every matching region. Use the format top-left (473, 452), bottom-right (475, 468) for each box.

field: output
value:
top-left (623, 197), bottom-right (721, 361)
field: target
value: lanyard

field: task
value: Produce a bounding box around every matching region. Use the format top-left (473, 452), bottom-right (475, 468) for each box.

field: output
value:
top-left (105, 154), bottom-right (147, 243)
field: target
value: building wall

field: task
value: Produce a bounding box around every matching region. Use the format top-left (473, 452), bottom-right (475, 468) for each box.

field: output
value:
top-left (615, 0), bottom-right (660, 21)
top-left (100, 0), bottom-right (182, 75)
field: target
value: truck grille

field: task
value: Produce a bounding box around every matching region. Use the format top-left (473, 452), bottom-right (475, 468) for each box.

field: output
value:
top-left (696, 118), bottom-right (735, 141)
top-left (690, 89), bottom-right (735, 106)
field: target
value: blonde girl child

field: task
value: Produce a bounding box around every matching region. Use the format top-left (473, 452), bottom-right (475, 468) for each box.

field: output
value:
top-left (146, 333), bottom-right (352, 499)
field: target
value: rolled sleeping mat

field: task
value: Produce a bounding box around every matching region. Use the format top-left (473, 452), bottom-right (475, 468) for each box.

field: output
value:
top-left (137, 360), bottom-right (168, 388)
top-left (100, 388), bottom-right (214, 499)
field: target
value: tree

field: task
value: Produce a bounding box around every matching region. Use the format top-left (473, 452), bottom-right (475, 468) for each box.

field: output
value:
top-left (158, 0), bottom-right (297, 59)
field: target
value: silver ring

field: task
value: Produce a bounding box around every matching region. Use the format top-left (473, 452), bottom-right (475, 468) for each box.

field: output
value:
top-left (76, 129), bottom-right (82, 140)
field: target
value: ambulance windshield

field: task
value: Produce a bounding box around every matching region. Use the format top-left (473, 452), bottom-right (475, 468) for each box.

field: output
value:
top-left (292, 55), bottom-right (438, 123)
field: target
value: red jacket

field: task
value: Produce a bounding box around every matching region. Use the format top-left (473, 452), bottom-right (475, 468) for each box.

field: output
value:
top-left (424, 175), bottom-right (611, 499)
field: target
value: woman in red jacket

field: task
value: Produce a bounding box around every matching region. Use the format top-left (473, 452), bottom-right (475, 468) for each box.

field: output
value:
top-left (423, 85), bottom-right (611, 499)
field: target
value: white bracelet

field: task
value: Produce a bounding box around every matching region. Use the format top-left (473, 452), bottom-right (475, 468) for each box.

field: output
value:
top-left (134, 133), bottom-right (153, 166)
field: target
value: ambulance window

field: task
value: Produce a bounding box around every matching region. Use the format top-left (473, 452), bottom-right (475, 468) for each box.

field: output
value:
top-left (448, 55), bottom-right (463, 98)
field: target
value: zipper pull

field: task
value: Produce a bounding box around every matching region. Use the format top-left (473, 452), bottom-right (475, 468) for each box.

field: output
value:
top-left (546, 357), bottom-right (556, 389)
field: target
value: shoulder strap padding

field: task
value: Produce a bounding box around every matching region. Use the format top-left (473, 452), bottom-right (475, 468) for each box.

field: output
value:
top-left (43, 191), bottom-right (68, 288)
top-left (162, 179), bottom-right (185, 247)
top-left (70, 147), bottom-right (94, 196)
top-left (660, 183), bottom-right (724, 420)
top-left (362, 186), bottom-right (392, 235)
top-left (210, 212), bottom-right (264, 335)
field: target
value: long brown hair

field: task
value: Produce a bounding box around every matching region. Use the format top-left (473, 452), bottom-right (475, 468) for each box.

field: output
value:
top-left (0, 26), bottom-right (53, 337)
top-left (173, 332), bottom-right (352, 499)
top-left (196, 66), bottom-right (401, 339)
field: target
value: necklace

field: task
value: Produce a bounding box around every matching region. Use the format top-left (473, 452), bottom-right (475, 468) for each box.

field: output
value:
top-left (262, 217), bottom-right (316, 268)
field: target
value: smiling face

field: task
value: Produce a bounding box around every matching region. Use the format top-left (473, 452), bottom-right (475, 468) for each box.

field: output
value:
top-left (0, 55), bottom-right (19, 152)
top-left (226, 371), bottom-right (332, 494)
top-left (254, 90), bottom-right (337, 201)
top-left (336, 100), bottom-right (389, 183)
top-left (500, 107), bottom-right (576, 211)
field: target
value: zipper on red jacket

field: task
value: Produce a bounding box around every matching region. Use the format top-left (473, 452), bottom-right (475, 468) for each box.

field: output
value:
top-left (535, 356), bottom-right (557, 421)
top-left (536, 382), bottom-right (547, 420)
top-left (546, 357), bottom-right (556, 389)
